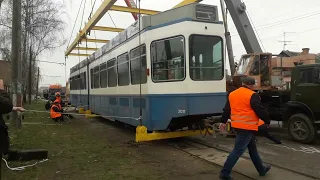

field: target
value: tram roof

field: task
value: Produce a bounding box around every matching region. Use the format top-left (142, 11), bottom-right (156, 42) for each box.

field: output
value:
top-left (70, 2), bottom-right (221, 74)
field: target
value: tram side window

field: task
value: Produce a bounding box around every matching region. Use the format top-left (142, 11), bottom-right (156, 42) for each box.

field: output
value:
top-left (72, 76), bottom-right (76, 90)
top-left (79, 74), bottom-right (83, 90)
top-left (82, 72), bottom-right (86, 90)
top-left (151, 36), bottom-right (185, 82)
top-left (76, 74), bottom-right (80, 90)
top-left (117, 53), bottom-right (130, 86)
top-left (79, 72), bottom-right (85, 90)
top-left (130, 44), bottom-right (147, 85)
top-left (107, 58), bottom-right (117, 87)
top-left (70, 77), bottom-right (73, 90)
top-left (189, 35), bottom-right (223, 81)
top-left (100, 62), bottom-right (108, 88)
top-left (74, 76), bottom-right (79, 90)
top-left (90, 68), bottom-right (94, 89)
top-left (93, 66), bottom-right (100, 88)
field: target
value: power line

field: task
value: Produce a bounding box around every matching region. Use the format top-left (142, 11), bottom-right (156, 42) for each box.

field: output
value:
top-left (231, 11), bottom-right (320, 37)
top-left (41, 75), bottom-right (62, 77)
top-left (34, 60), bottom-right (65, 65)
top-left (231, 26), bottom-right (320, 49)
top-left (244, 0), bottom-right (320, 23)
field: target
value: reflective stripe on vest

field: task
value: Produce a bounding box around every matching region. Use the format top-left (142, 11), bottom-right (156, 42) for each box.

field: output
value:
top-left (230, 114), bottom-right (259, 125)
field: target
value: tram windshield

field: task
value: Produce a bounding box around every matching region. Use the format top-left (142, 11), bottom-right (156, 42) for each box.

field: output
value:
top-left (189, 35), bottom-right (223, 81)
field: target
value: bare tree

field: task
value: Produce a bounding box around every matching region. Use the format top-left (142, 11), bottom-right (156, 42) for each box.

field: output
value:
top-left (0, 0), bottom-right (66, 102)
top-left (0, 0), bottom-right (4, 10)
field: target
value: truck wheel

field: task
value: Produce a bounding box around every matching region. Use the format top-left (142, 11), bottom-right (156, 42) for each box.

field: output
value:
top-left (288, 113), bottom-right (316, 144)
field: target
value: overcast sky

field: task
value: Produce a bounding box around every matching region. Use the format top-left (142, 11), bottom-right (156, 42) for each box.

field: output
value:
top-left (38, 0), bottom-right (320, 87)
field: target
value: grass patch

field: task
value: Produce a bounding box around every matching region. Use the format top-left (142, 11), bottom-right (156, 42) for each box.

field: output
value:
top-left (2, 101), bottom-right (165, 180)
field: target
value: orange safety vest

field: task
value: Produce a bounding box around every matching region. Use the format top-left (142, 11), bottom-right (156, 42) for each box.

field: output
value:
top-left (50, 104), bottom-right (62, 119)
top-left (229, 87), bottom-right (260, 131)
top-left (55, 97), bottom-right (62, 109)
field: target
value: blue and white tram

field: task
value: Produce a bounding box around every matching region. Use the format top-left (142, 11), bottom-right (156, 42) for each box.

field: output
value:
top-left (69, 3), bottom-right (227, 132)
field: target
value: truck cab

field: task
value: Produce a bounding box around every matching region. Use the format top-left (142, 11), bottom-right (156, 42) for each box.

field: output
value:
top-left (286, 64), bottom-right (320, 143)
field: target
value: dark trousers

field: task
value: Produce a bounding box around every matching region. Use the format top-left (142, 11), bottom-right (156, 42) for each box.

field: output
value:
top-left (258, 125), bottom-right (282, 144)
top-left (52, 116), bottom-right (64, 122)
top-left (220, 129), bottom-right (266, 178)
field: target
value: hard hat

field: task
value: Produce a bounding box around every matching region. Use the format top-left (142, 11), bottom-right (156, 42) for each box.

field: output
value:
top-left (55, 92), bottom-right (61, 96)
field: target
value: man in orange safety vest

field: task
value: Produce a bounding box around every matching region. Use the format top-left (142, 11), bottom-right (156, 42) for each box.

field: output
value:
top-left (50, 100), bottom-right (64, 122)
top-left (219, 76), bottom-right (271, 180)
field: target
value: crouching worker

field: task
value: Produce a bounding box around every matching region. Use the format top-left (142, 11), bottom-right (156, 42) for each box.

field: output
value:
top-left (50, 100), bottom-right (64, 122)
top-left (257, 119), bottom-right (282, 144)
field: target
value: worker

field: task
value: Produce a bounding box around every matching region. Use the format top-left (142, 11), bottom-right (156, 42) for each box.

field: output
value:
top-left (0, 79), bottom-right (13, 155)
top-left (50, 100), bottom-right (64, 122)
top-left (256, 119), bottom-right (282, 144)
top-left (219, 76), bottom-right (271, 180)
top-left (0, 79), bottom-right (24, 155)
top-left (55, 92), bottom-right (64, 108)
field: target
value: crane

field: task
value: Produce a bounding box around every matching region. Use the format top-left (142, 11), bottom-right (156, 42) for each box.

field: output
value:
top-left (124, 0), bottom-right (139, 20)
top-left (221, 0), bottom-right (263, 77)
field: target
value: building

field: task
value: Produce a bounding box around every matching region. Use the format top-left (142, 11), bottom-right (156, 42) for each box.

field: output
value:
top-left (270, 48), bottom-right (320, 86)
top-left (0, 60), bottom-right (11, 92)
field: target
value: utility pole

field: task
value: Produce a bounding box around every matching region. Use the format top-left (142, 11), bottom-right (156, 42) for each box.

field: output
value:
top-left (11, 0), bottom-right (22, 129)
top-left (28, 45), bottom-right (32, 104)
top-left (35, 67), bottom-right (39, 102)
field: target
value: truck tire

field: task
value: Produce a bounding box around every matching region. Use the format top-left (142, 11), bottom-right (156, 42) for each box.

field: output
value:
top-left (288, 113), bottom-right (316, 144)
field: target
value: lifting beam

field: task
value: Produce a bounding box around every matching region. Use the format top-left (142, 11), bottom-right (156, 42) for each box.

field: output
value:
top-left (68, 53), bottom-right (90, 57)
top-left (92, 26), bottom-right (124, 32)
top-left (110, 5), bottom-right (159, 15)
top-left (75, 47), bottom-right (98, 51)
top-left (65, 0), bottom-right (117, 56)
top-left (173, 0), bottom-right (203, 8)
top-left (65, 0), bottom-right (200, 57)
top-left (81, 38), bottom-right (109, 43)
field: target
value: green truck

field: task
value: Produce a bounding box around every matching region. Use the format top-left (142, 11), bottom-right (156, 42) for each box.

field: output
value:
top-left (277, 63), bottom-right (320, 144)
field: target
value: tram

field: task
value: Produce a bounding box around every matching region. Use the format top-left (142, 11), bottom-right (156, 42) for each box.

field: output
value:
top-left (69, 3), bottom-right (226, 134)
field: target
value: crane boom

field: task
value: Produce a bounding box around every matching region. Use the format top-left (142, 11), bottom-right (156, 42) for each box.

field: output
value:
top-left (124, 0), bottom-right (139, 20)
top-left (224, 0), bottom-right (262, 54)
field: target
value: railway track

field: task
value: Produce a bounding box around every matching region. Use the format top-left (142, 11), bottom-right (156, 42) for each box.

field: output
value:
top-left (167, 137), bottom-right (319, 180)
